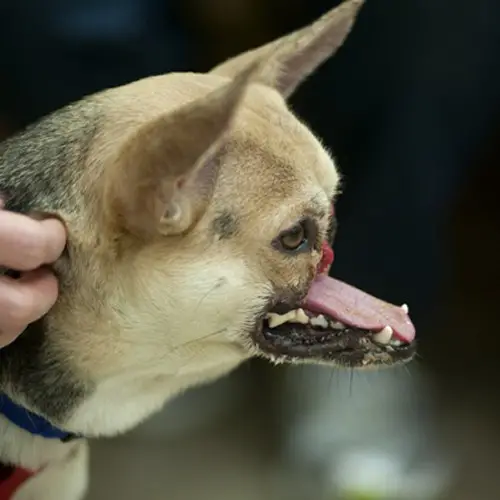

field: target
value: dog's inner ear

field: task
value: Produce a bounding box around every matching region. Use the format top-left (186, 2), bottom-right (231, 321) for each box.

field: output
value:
top-left (105, 64), bottom-right (259, 239)
top-left (210, 0), bottom-right (364, 99)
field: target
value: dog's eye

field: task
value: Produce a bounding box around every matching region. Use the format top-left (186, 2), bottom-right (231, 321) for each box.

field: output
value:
top-left (281, 225), bottom-right (306, 251)
top-left (275, 219), bottom-right (316, 254)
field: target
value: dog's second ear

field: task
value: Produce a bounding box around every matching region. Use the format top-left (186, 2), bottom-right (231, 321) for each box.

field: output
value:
top-left (104, 64), bottom-right (259, 240)
top-left (211, 0), bottom-right (364, 98)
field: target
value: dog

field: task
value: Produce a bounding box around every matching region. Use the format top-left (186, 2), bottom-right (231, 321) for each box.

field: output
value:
top-left (0, 0), bottom-right (416, 498)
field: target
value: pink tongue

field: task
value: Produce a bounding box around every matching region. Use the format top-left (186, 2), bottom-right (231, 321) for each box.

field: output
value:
top-left (304, 275), bottom-right (416, 343)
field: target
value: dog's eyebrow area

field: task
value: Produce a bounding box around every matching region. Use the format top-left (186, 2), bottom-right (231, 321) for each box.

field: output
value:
top-left (212, 210), bottom-right (239, 239)
top-left (304, 197), bottom-right (329, 220)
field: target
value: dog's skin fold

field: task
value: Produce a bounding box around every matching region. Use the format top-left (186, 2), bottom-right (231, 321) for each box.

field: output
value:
top-left (0, 2), bottom-right (376, 499)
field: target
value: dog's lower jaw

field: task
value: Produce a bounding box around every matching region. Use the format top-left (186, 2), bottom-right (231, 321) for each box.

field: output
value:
top-left (250, 315), bottom-right (416, 369)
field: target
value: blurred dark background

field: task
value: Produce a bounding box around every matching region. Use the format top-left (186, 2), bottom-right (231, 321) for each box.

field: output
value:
top-left (1, 0), bottom-right (500, 498)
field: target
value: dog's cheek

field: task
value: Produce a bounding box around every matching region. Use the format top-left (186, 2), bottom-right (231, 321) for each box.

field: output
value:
top-left (146, 256), bottom-right (262, 339)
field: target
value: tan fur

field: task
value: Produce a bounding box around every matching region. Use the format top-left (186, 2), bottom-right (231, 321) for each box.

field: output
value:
top-left (0, 1), bottom-right (369, 498)
top-left (51, 79), bottom-right (338, 437)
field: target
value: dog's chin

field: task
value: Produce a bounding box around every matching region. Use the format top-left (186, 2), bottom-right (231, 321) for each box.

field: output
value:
top-left (251, 308), bottom-right (416, 368)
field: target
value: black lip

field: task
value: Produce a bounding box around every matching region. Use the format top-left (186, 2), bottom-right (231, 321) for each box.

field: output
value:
top-left (253, 321), bottom-right (416, 368)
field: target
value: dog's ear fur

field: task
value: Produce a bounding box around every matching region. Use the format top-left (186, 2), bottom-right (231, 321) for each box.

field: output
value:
top-left (211, 0), bottom-right (364, 98)
top-left (104, 63), bottom-right (260, 239)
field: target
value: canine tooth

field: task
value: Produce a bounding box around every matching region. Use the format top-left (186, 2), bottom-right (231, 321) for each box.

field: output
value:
top-left (401, 304), bottom-right (409, 314)
top-left (330, 321), bottom-right (346, 330)
top-left (266, 309), bottom-right (309, 328)
top-left (294, 308), bottom-right (310, 325)
top-left (372, 326), bottom-right (393, 344)
top-left (266, 312), bottom-right (291, 328)
top-left (310, 314), bottom-right (329, 328)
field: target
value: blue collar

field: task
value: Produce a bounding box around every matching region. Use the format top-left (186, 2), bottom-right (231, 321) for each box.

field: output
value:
top-left (0, 393), bottom-right (78, 441)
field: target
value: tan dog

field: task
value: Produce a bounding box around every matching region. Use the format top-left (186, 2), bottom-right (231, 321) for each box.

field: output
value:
top-left (0, 1), bottom-right (415, 498)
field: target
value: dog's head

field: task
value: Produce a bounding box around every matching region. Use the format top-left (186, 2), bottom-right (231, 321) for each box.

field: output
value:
top-left (0, 0), bottom-right (415, 433)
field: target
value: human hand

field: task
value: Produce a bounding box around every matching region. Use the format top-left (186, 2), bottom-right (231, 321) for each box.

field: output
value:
top-left (0, 205), bottom-right (66, 348)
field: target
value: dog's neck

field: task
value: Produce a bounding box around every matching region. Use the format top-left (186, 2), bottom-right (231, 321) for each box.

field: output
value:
top-left (0, 394), bottom-right (78, 442)
top-left (0, 316), bottom-right (76, 441)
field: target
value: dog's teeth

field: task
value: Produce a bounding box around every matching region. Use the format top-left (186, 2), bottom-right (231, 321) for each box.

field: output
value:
top-left (401, 303), bottom-right (409, 314)
top-left (390, 339), bottom-right (404, 347)
top-left (330, 320), bottom-right (346, 330)
top-left (266, 309), bottom-right (309, 328)
top-left (372, 326), bottom-right (393, 344)
top-left (310, 314), bottom-right (329, 328)
top-left (266, 312), bottom-right (292, 328)
top-left (294, 308), bottom-right (310, 325)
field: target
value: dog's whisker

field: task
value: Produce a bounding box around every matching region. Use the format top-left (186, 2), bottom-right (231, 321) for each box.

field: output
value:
top-left (180, 279), bottom-right (229, 334)
top-left (328, 367), bottom-right (336, 394)
top-left (193, 280), bottom-right (226, 315)
top-left (403, 364), bottom-right (414, 380)
top-left (171, 327), bottom-right (228, 349)
top-left (106, 328), bottom-right (226, 349)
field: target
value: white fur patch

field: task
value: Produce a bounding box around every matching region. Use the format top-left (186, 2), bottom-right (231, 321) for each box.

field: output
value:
top-left (12, 441), bottom-right (88, 500)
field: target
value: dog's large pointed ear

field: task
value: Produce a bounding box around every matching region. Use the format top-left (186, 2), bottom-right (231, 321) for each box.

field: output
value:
top-left (210, 0), bottom-right (364, 98)
top-left (104, 63), bottom-right (259, 239)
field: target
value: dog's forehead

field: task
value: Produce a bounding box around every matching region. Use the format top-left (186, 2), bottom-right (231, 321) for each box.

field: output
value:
top-left (99, 73), bottom-right (338, 205)
top-left (216, 84), bottom-right (339, 205)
